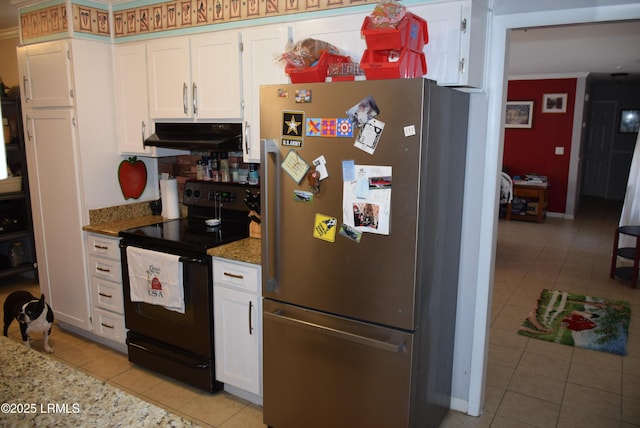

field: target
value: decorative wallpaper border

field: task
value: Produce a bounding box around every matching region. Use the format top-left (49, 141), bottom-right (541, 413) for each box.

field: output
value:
top-left (113, 0), bottom-right (376, 37)
top-left (19, 0), bottom-right (378, 42)
top-left (20, 3), bottom-right (110, 42)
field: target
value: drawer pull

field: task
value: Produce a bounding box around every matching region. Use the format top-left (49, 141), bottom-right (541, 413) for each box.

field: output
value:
top-left (96, 267), bottom-right (111, 273)
top-left (223, 272), bottom-right (244, 280)
top-left (94, 244), bottom-right (109, 250)
top-left (101, 322), bottom-right (115, 329)
top-left (98, 292), bottom-right (113, 298)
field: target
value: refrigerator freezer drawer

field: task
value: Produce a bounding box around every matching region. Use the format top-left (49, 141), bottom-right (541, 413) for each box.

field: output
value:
top-left (263, 299), bottom-right (413, 428)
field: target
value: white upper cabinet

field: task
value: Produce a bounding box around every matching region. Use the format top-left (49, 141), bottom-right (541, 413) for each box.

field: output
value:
top-left (146, 31), bottom-right (242, 120)
top-left (191, 32), bottom-right (243, 119)
top-left (19, 41), bottom-right (75, 108)
top-left (414, 0), bottom-right (488, 87)
top-left (147, 37), bottom-right (191, 119)
top-left (240, 26), bottom-right (292, 163)
top-left (114, 42), bottom-right (153, 155)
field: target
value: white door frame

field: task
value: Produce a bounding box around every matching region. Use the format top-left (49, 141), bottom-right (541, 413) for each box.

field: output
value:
top-left (464, 3), bottom-right (640, 417)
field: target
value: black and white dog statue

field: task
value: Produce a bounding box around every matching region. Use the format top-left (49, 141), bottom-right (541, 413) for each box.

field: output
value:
top-left (3, 291), bottom-right (54, 353)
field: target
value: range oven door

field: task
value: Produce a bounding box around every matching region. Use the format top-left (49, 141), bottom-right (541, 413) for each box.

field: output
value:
top-left (120, 240), bottom-right (221, 392)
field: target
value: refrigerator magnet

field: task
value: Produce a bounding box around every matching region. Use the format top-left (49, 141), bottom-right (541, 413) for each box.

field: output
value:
top-left (346, 96), bottom-right (380, 128)
top-left (339, 223), bottom-right (362, 243)
top-left (313, 155), bottom-right (329, 180)
top-left (281, 149), bottom-right (310, 184)
top-left (282, 111), bottom-right (304, 137)
top-left (294, 89), bottom-right (311, 103)
top-left (354, 118), bottom-right (385, 155)
top-left (293, 190), bottom-right (314, 203)
top-left (313, 213), bottom-right (337, 242)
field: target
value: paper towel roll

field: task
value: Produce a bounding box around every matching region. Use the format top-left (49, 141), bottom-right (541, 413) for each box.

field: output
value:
top-left (160, 178), bottom-right (180, 219)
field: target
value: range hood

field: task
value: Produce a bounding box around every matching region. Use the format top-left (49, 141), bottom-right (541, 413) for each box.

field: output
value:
top-left (144, 122), bottom-right (243, 151)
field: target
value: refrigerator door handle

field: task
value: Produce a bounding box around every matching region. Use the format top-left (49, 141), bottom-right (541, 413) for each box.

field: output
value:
top-left (264, 310), bottom-right (406, 354)
top-left (262, 139), bottom-right (281, 293)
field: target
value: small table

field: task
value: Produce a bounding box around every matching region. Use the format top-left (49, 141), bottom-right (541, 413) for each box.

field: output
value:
top-left (506, 182), bottom-right (549, 223)
top-left (610, 225), bottom-right (640, 289)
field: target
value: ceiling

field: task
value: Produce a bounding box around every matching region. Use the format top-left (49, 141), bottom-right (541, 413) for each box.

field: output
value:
top-left (1, 2), bottom-right (639, 83)
top-left (0, 0), bottom-right (17, 32)
top-left (508, 20), bottom-right (640, 83)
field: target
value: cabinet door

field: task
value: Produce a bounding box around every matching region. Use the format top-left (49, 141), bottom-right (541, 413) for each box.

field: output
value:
top-left (18, 41), bottom-right (75, 108)
top-left (413, 1), bottom-right (487, 87)
top-left (214, 285), bottom-right (261, 395)
top-left (23, 109), bottom-right (90, 330)
top-left (191, 32), bottom-right (242, 119)
top-left (241, 26), bottom-right (292, 163)
top-left (114, 42), bottom-right (153, 155)
top-left (147, 37), bottom-right (191, 119)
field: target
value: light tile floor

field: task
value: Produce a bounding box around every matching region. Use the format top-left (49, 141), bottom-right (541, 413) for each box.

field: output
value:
top-left (2, 197), bottom-right (639, 427)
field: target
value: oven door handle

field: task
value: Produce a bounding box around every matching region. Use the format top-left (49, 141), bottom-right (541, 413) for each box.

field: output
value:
top-left (127, 341), bottom-right (210, 369)
top-left (178, 256), bottom-right (207, 265)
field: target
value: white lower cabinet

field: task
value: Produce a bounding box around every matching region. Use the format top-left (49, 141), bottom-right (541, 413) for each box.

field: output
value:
top-left (85, 233), bottom-right (127, 348)
top-left (212, 258), bottom-right (262, 403)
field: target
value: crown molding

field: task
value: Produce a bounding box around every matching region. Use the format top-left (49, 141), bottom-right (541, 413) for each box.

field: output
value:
top-left (0, 27), bottom-right (19, 40)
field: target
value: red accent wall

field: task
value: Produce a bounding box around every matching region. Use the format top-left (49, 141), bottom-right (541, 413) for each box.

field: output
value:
top-left (503, 78), bottom-right (577, 214)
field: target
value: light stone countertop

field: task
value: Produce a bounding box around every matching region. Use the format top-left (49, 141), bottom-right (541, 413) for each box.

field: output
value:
top-left (207, 237), bottom-right (262, 265)
top-left (0, 335), bottom-right (199, 427)
top-left (83, 214), bottom-right (261, 265)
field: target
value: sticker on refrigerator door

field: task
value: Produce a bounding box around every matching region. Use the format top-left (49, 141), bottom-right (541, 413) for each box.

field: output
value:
top-left (354, 118), bottom-right (385, 155)
top-left (282, 111), bottom-right (304, 137)
top-left (313, 213), bottom-right (337, 242)
top-left (339, 224), bottom-right (362, 243)
top-left (346, 96), bottom-right (380, 128)
top-left (294, 89), bottom-right (311, 103)
top-left (281, 149), bottom-right (310, 184)
top-left (336, 118), bottom-right (354, 137)
top-left (277, 89), bottom-right (289, 98)
top-left (282, 137), bottom-right (303, 148)
top-left (306, 118), bottom-right (321, 136)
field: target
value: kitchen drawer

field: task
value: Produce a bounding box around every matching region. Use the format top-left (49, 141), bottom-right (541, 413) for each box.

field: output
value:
top-left (88, 254), bottom-right (122, 283)
top-left (90, 275), bottom-right (124, 314)
top-left (86, 234), bottom-right (121, 260)
top-left (515, 187), bottom-right (542, 198)
top-left (92, 307), bottom-right (126, 344)
top-left (213, 258), bottom-right (261, 295)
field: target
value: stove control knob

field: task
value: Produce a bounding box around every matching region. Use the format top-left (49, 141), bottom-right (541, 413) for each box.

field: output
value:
top-left (194, 189), bottom-right (201, 199)
top-left (185, 188), bottom-right (192, 198)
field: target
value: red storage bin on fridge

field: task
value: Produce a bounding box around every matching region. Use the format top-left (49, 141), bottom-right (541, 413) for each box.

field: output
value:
top-left (361, 12), bottom-right (429, 52)
top-left (286, 52), bottom-right (353, 83)
top-left (360, 49), bottom-right (427, 80)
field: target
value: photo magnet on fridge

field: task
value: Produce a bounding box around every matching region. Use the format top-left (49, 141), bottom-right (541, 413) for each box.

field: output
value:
top-left (293, 190), bottom-right (314, 203)
top-left (346, 95), bottom-right (380, 128)
top-left (339, 223), bottom-right (362, 243)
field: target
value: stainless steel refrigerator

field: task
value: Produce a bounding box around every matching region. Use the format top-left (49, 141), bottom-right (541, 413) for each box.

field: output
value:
top-left (260, 79), bottom-right (469, 428)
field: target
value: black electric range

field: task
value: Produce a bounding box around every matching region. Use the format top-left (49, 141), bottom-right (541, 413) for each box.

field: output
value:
top-left (119, 181), bottom-right (257, 254)
top-left (118, 180), bottom-right (259, 392)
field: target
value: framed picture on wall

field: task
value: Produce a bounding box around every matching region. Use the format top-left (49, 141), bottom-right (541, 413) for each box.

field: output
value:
top-left (619, 109), bottom-right (640, 133)
top-left (542, 93), bottom-right (568, 113)
top-left (505, 101), bottom-right (534, 128)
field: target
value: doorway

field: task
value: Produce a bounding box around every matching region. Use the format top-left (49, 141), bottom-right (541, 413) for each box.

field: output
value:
top-left (582, 101), bottom-right (617, 198)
